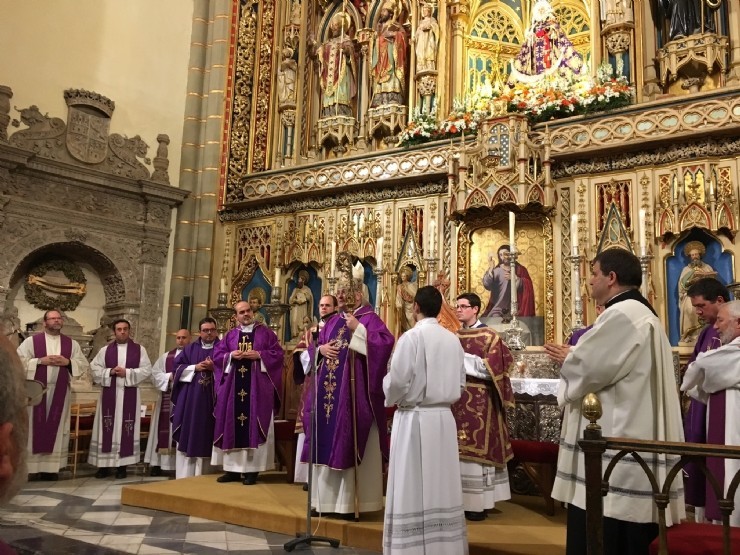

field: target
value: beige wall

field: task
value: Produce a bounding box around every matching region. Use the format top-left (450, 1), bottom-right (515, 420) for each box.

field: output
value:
top-left (0, 0), bottom-right (194, 185)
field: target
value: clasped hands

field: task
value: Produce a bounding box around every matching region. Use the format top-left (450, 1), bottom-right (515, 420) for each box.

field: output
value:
top-left (109, 365), bottom-right (127, 378)
top-left (39, 354), bottom-right (70, 367)
top-left (231, 349), bottom-right (261, 360)
top-left (195, 356), bottom-right (215, 372)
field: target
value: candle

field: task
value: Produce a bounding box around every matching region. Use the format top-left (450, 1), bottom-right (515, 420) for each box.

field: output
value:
top-left (571, 214), bottom-right (579, 256)
top-left (509, 212), bottom-right (516, 250)
top-left (377, 237), bottom-right (384, 269)
top-left (330, 241), bottom-right (337, 276)
top-left (428, 219), bottom-right (436, 255)
top-left (274, 266), bottom-right (281, 285)
top-left (638, 209), bottom-right (647, 256)
top-left (220, 278), bottom-right (226, 293)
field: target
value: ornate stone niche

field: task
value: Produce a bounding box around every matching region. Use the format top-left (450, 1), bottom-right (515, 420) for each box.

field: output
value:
top-left (0, 86), bottom-right (188, 360)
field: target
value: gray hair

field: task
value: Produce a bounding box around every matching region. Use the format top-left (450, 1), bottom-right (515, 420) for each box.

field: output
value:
top-left (0, 336), bottom-right (27, 505)
top-left (721, 300), bottom-right (740, 319)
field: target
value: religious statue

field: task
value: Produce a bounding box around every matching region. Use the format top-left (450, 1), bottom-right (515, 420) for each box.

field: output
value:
top-left (248, 287), bottom-right (267, 324)
top-left (660, 0), bottom-right (719, 41)
top-left (290, 0), bottom-right (302, 25)
top-left (510, 0), bottom-right (584, 84)
top-left (289, 270), bottom-right (314, 339)
top-left (481, 245), bottom-right (536, 318)
top-left (86, 316), bottom-right (114, 361)
top-left (395, 265), bottom-right (418, 334)
top-left (277, 47), bottom-right (298, 106)
top-left (600, 0), bottom-right (634, 26)
top-left (370, 0), bottom-right (408, 107)
top-left (314, 11), bottom-right (357, 118)
top-left (414, 3), bottom-right (439, 72)
top-left (678, 241), bottom-right (717, 344)
top-left (0, 305), bottom-right (22, 348)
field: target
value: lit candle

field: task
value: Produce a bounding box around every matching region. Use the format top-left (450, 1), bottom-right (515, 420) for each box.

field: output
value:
top-left (509, 212), bottom-right (516, 251)
top-left (330, 241), bottom-right (337, 276)
top-left (571, 214), bottom-right (579, 256)
top-left (377, 237), bottom-right (384, 269)
top-left (220, 277), bottom-right (226, 293)
top-left (274, 266), bottom-right (281, 286)
top-left (428, 219), bottom-right (436, 255)
top-left (638, 209), bottom-right (647, 256)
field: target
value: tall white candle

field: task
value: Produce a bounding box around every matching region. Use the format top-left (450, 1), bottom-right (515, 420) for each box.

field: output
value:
top-left (428, 219), bottom-right (436, 255)
top-left (571, 214), bottom-right (579, 256)
top-left (377, 237), bottom-right (383, 269)
top-left (220, 277), bottom-right (226, 293)
top-left (330, 240), bottom-right (337, 276)
top-left (509, 212), bottom-right (516, 250)
top-left (274, 266), bottom-right (281, 286)
top-left (638, 209), bottom-right (647, 256)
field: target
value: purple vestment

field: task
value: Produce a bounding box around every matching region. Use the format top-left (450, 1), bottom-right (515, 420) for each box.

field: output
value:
top-left (301, 305), bottom-right (394, 470)
top-left (31, 333), bottom-right (73, 454)
top-left (567, 325), bottom-right (593, 346)
top-left (212, 324), bottom-right (283, 450)
top-left (683, 325), bottom-right (721, 507)
top-left (171, 339), bottom-right (220, 457)
top-left (101, 341), bottom-right (141, 458)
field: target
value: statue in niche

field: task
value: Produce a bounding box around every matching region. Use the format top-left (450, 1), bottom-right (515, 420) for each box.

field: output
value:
top-left (370, 0), bottom-right (408, 107)
top-left (289, 270), bottom-right (314, 339)
top-left (395, 265), bottom-right (418, 334)
top-left (600, 0), bottom-right (634, 26)
top-left (660, 0), bottom-right (719, 41)
top-left (290, 0), bottom-right (302, 24)
top-left (277, 46), bottom-right (298, 106)
top-left (314, 11), bottom-right (357, 118)
top-left (678, 241), bottom-right (717, 344)
top-left (510, 0), bottom-right (584, 83)
top-left (248, 288), bottom-right (267, 324)
top-left (414, 3), bottom-right (439, 72)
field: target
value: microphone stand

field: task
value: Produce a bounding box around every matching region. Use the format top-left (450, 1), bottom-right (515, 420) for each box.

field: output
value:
top-left (284, 328), bottom-right (340, 551)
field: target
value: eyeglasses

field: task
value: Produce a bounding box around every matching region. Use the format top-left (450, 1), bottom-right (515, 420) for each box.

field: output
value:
top-left (201, 328), bottom-right (217, 333)
top-left (26, 380), bottom-right (47, 407)
top-left (456, 304), bottom-right (472, 310)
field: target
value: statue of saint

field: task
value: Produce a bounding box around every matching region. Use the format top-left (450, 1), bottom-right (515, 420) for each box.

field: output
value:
top-left (395, 265), bottom-right (418, 334)
top-left (370, 0), bottom-right (408, 107)
top-left (414, 3), bottom-right (439, 72)
top-left (248, 288), bottom-right (267, 324)
top-left (0, 305), bottom-right (22, 348)
top-left (600, 0), bottom-right (634, 26)
top-left (289, 270), bottom-right (314, 339)
top-left (678, 241), bottom-right (717, 344)
top-left (315, 11), bottom-right (357, 118)
top-left (660, 0), bottom-right (718, 41)
top-left (86, 316), bottom-right (114, 361)
top-left (277, 47), bottom-right (298, 106)
top-left (481, 245), bottom-right (536, 318)
top-left (510, 0), bottom-right (584, 84)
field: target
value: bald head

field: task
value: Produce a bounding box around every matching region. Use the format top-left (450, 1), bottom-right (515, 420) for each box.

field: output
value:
top-left (175, 329), bottom-right (191, 349)
top-left (0, 334), bottom-right (28, 505)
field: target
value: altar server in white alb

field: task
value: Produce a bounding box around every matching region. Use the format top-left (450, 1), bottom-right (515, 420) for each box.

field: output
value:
top-left (681, 299), bottom-right (740, 527)
top-left (89, 319), bottom-right (152, 479)
top-left (551, 248), bottom-right (685, 555)
top-left (383, 286), bottom-right (468, 555)
top-left (144, 328), bottom-right (191, 476)
top-left (17, 310), bottom-right (89, 481)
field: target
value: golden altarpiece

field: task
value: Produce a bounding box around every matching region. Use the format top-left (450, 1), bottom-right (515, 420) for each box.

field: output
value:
top-left (210, 0), bottom-right (740, 478)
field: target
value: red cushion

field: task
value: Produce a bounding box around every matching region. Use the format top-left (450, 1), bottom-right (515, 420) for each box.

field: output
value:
top-left (649, 522), bottom-right (740, 555)
top-left (511, 439), bottom-right (559, 464)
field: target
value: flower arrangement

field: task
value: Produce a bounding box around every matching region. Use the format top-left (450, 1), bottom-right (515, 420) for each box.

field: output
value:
top-left (397, 64), bottom-right (634, 147)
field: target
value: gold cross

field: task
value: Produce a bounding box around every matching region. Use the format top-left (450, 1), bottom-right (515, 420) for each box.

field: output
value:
top-left (238, 388), bottom-right (248, 402)
top-left (238, 336), bottom-right (252, 352)
top-left (238, 413), bottom-right (248, 427)
top-left (238, 365), bottom-right (248, 378)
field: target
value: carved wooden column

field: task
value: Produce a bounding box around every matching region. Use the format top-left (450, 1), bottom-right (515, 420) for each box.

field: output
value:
top-left (639, 0), bottom-right (661, 99)
top-left (447, 0), bottom-right (469, 108)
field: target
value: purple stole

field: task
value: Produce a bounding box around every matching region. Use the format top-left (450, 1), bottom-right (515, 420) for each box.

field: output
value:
top-left (705, 390), bottom-right (726, 521)
top-left (155, 349), bottom-right (177, 452)
top-left (31, 333), bottom-right (73, 454)
top-left (101, 341), bottom-right (141, 457)
top-left (233, 331), bottom-right (255, 448)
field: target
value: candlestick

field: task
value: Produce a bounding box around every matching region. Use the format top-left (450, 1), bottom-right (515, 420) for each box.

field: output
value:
top-left (638, 209), bottom-right (647, 256)
top-left (377, 237), bottom-right (384, 269)
top-left (509, 212), bottom-right (516, 250)
top-left (330, 241), bottom-right (337, 276)
top-left (428, 219), bottom-right (436, 255)
top-left (571, 214), bottom-right (579, 256)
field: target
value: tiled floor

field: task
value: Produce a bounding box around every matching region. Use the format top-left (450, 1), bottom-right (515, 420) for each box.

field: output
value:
top-left (0, 466), bottom-right (380, 554)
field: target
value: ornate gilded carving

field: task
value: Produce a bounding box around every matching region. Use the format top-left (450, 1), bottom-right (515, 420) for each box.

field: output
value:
top-left (251, 0), bottom-right (276, 172)
top-left (657, 33), bottom-right (728, 88)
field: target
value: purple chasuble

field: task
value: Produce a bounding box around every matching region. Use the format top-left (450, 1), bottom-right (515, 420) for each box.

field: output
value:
top-left (301, 305), bottom-right (394, 470)
top-left (212, 324), bottom-right (283, 450)
top-left (171, 339), bottom-right (220, 457)
top-left (31, 333), bottom-right (73, 454)
top-left (683, 325), bottom-right (721, 507)
top-left (154, 349), bottom-right (177, 452)
top-left (567, 324), bottom-right (593, 346)
top-left (705, 390), bottom-right (726, 522)
top-left (101, 341), bottom-right (141, 457)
